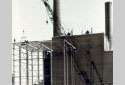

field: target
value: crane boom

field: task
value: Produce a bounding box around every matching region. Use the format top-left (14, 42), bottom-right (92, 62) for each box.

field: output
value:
top-left (41, 0), bottom-right (67, 35)
top-left (42, 0), bottom-right (53, 23)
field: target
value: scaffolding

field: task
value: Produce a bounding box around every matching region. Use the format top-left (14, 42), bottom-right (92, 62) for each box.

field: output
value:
top-left (12, 40), bottom-right (52, 85)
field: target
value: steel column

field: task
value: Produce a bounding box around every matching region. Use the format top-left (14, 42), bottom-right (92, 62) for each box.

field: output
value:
top-left (19, 45), bottom-right (22, 85)
top-left (71, 48), bottom-right (73, 85)
top-left (66, 45), bottom-right (69, 85)
top-left (31, 51), bottom-right (33, 85)
top-left (37, 47), bottom-right (40, 84)
top-left (12, 41), bottom-right (15, 85)
top-left (72, 49), bottom-right (75, 85)
top-left (42, 45), bottom-right (44, 85)
top-left (26, 44), bottom-right (29, 85)
top-left (64, 41), bottom-right (66, 85)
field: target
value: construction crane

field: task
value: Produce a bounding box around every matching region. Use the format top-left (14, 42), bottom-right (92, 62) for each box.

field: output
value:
top-left (41, 0), bottom-right (53, 23)
top-left (41, 0), bottom-right (67, 35)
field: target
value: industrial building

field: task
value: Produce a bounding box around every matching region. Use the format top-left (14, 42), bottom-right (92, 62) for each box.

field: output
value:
top-left (12, 0), bottom-right (113, 85)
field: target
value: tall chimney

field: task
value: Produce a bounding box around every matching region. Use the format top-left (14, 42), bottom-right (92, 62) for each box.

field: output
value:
top-left (105, 2), bottom-right (112, 50)
top-left (53, 0), bottom-right (62, 37)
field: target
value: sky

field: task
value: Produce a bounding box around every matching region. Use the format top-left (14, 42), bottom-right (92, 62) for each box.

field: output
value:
top-left (12, 0), bottom-right (113, 42)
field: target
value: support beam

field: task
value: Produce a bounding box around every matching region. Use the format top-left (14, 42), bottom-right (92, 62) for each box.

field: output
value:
top-left (31, 51), bottom-right (33, 85)
top-left (37, 47), bottom-right (40, 84)
top-left (12, 41), bottom-right (15, 85)
top-left (72, 49), bottom-right (75, 85)
top-left (19, 46), bottom-right (22, 85)
top-left (26, 44), bottom-right (29, 85)
top-left (64, 41), bottom-right (66, 85)
top-left (71, 48), bottom-right (73, 85)
top-left (66, 45), bottom-right (69, 85)
top-left (71, 48), bottom-right (75, 85)
top-left (42, 46), bottom-right (45, 85)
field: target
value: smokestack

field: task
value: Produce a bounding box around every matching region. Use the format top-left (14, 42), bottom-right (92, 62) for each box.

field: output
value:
top-left (53, 0), bottom-right (62, 37)
top-left (105, 2), bottom-right (112, 50)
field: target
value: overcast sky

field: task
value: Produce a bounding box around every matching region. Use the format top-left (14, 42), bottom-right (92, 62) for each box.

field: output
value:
top-left (12, 0), bottom-right (113, 42)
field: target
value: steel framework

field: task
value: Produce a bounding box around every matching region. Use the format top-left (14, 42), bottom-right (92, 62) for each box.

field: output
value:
top-left (12, 40), bottom-right (52, 85)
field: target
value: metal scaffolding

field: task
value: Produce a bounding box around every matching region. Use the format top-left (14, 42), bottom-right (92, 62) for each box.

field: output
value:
top-left (12, 40), bottom-right (52, 85)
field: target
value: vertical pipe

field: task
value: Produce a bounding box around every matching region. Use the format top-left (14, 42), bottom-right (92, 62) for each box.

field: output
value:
top-left (50, 42), bottom-right (53, 85)
top-left (64, 41), bottom-right (66, 85)
top-left (19, 46), bottom-right (22, 85)
top-left (53, 0), bottom-right (61, 36)
top-left (67, 45), bottom-right (69, 85)
top-left (31, 51), bottom-right (33, 85)
top-left (26, 44), bottom-right (29, 85)
top-left (42, 45), bottom-right (44, 85)
top-left (71, 48), bottom-right (73, 85)
top-left (37, 47), bottom-right (40, 84)
top-left (105, 2), bottom-right (112, 50)
top-left (71, 48), bottom-right (75, 85)
top-left (72, 49), bottom-right (75, 85)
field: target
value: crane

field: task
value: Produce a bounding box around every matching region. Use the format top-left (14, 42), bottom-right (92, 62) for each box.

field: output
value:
top-left (41, 0), bottom-right (53, 23)
top-left (41, 0), bottom-right (67, 36)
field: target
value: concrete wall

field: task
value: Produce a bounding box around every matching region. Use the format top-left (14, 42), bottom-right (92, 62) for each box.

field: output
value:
top-left (51, 33), bottom-right (109, 85)
top-left (103, 51), bottom-right (113, 84)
